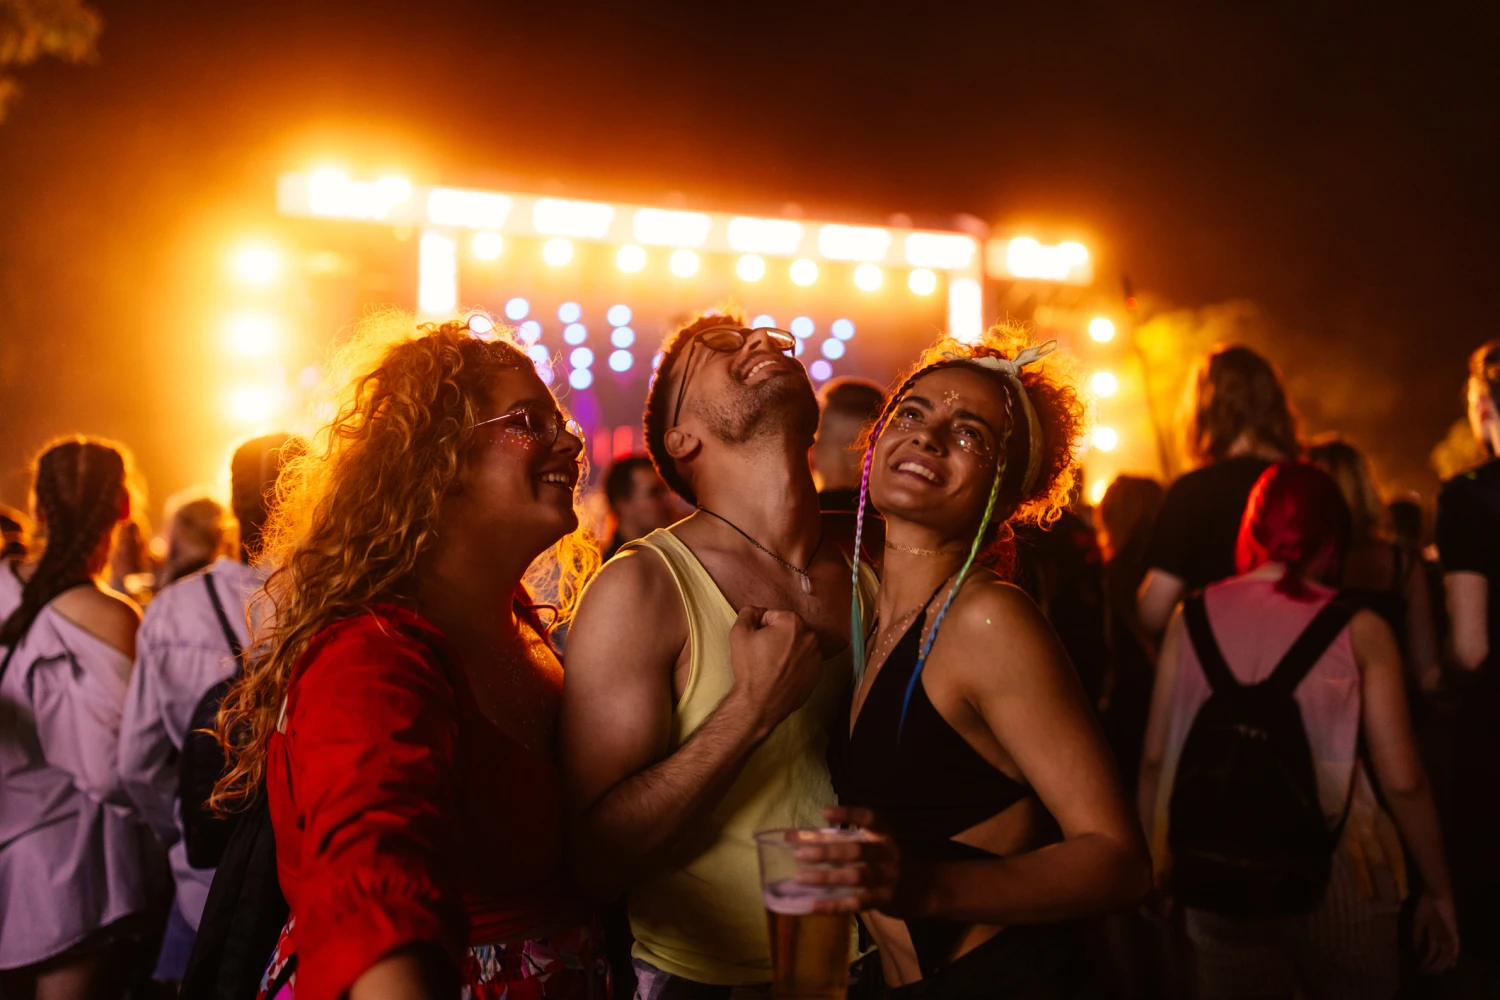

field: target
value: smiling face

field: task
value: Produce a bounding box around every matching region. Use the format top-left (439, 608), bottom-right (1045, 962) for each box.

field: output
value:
top-left (869, 366), bottom-right (1010, 540)
top-left (676, 328), bottom-right (819, 446)
top-left (442, 367), bottom-right (584, 559)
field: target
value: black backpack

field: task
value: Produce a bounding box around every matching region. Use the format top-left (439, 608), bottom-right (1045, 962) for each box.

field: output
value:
top-left (178, 572), bottom-right (244, 869)
top-left (1167, 593), bottom-right (1358, 917)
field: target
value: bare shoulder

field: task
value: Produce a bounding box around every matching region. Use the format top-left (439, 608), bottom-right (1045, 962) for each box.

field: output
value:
top-left (1349, 606), bottom-right (1399, 658)
top-left (936, 572), bottom-right (1069, 688)
top-left (567, 544), bottom-right (685, 668)
top-left (52, 583), bottom-right (141, 657)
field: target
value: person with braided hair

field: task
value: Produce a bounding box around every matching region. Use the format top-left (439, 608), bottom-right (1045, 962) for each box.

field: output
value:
top-left (806, 328), bottom-right (1149, 996)
top-left (0, 436), bottom-right (161, 1000)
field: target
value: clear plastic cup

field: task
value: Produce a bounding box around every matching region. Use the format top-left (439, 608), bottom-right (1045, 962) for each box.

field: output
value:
top-left (754, 827), bottom-right (865, 999)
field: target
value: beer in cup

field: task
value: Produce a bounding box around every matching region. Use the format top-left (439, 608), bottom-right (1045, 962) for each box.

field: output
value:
top-left (754, 827), bottom-right (865, 999)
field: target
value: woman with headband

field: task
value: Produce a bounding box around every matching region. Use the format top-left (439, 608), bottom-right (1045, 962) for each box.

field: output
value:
top-left (817, 327), bottom-right (1149, 997)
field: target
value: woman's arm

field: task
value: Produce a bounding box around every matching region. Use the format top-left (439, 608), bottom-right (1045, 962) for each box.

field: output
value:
top-left (1352, 609), bottom-right (1460, 970)
top-left (1137, 570), bottom-right (1185, 637)
top-left (1137, 608), bottom-right (1183, 849)
top-left (1445, 571), bottom-right (1488, 670)
top-left (862, 582), bottom-right (1150, 923)
top-left (1402, 553), bottom-right (1442, 692)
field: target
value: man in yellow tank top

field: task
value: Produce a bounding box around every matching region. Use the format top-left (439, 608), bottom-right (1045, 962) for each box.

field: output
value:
top-left (562, 312), bottom-right (877, 997)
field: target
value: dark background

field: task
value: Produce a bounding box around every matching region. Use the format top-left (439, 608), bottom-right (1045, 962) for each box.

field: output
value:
top-left (2, 2), bottom-right (1497, 517)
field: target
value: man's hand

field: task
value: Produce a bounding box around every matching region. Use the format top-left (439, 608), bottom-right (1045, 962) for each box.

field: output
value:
top-left (727, 606), bottom-right (821, 739)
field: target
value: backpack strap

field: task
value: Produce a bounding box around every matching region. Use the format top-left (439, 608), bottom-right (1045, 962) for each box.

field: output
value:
top-left (1266, 597), bottom-right (1358, 698)
top-left (1182, 592), bottom-right (1240, 694)
top-left (203, 572), bottom-right (245, 667)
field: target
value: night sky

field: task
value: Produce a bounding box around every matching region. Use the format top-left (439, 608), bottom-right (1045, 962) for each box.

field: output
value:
top-left (1, 2), bottom-right (1496, 515)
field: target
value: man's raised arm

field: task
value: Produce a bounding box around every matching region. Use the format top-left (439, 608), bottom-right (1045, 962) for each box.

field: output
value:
top-left (559, 547), bottom-right (819, 902)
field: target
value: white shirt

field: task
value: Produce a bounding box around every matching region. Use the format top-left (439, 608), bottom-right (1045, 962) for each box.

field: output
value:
top-left (117, 556), bottom-right (265, 929)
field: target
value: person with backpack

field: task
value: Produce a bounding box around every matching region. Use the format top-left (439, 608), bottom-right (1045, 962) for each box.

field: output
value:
top-left (1139, 461), bottom-right (1459, 997)
top-left (117, 433), bottom-right (299, 985)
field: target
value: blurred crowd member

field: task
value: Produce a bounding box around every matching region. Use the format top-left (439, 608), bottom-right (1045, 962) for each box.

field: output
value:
top-left (1390, 495), bottom-right (1426, 550)
top-left (107, 513), bottom-right (153, 598)
top-left (1, 502), bottom-right (32, 559)
top-left (812, 375), bottom-right (885, 512)
top-left (211, 317), bottom-right (607, 1000)
top-left (0, 438), bottom-right (161, 1000)
top-left (1096, 475), bottom-right (1165, 783)
top-left (601, 454), bottom-right (678, 561)
top-left (822, 332), bottom-right (1149, 996)
top-left (1141, 462), bottom-right (1458, 997)
top-left (159, 495), bottom-right (232, 585)
top-left (562, 315), bottom-right (869, 995)
top-left (118, 433), bottom-right (299, 985)
top-left (1310, 436), bottom-right (1442, 693)
top-left (1434, 339), bottom-right (1500, 969)
top-left (1138, 345), bottom-right (1299, 634)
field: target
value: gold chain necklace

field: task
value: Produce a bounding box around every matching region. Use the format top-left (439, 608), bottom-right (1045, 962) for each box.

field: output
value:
top-left (886, 539), bottom-right (964, 557)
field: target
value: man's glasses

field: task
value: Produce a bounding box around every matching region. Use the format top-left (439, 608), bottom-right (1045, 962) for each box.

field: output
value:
top-left (475, 403), bottom-right (584, 449)
top-left (671, 326), bottom-right (797, 427)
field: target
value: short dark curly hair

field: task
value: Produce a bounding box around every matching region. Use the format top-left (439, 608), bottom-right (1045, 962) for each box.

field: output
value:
top-left (642, 309), bottom-right (745, 507)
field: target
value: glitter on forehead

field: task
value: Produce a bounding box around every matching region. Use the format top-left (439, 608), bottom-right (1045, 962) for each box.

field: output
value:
top-left (943, 389), bottom-right (961, 406)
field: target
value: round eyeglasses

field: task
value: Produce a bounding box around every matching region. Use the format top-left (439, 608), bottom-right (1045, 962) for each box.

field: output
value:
top-left (671, 326), bottom-right (797, 427)
top-left (475, 403), bottom-right (584, 448)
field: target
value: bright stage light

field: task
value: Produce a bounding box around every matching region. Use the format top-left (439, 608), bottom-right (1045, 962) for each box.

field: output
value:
top-left (793, 339), bottom-right (805, 357)
top-left (808, 360), bottom-right (833, 381)
top-left (908, 267), bottom-right (938, 295)
top-left (790, 316), bottom-right (815, 338)
top-left (471, 231), bottom-right (504, 260)
top-left (818, 224), bottom-right (892, 262)
top-left (225, 313), bottom-right (277, 357)
top-left (564, 323), bottom-right (588, 345)
top-left (1090, 371), bottom-right (1119, 397)
top-left (821, 339), bottom-right (846, 360)
top-left (609, 350), bottom-right (633, 373)
top-left (904, 232), bottom-right (976, 270)
top-left (752, 313), bottom-right (777, 328)
top-left (519, 320), bottom-right (542, 344)
top-left (633, 208), bottom-right (711, 247)
top-left (543, 238), bottom-right (575, 266)
top-left (418, 231), bottom-right (458, 316)
top-left (607, 304), bottom-right (632, 326)
top-left (611, 327), bottom-right (635, 348)
top-left (736, 254), bottom-right (766, 281)
top-left (226, 385), bottom-right (280, 424)
top-left (616, 244), bottom-right (646, 272)
top-left (1089, 317), bottom-right (1116, 343)
top-left (1001, 237), bottom-right (1091, 282)
top-left (526, 344), bottom-right (550, 364)
top-left (569, 368), bottom-right (594, 390)
top-left (536, 364), bottom-right (555, 386)
top-left (853, 263), bottom-right (883, 291)
top-left (427, 188), bottom-right (513, 228)
top-left (669, 249), bottom-right (699, 277)
top-left (831, 319), bottom-right (855, 341)
top-left (467, 313), bottom-right (495, 336)
top-left (308, 169), bottom-right (412, 221)
top-left (229, 243), bottom-right (280, 285)
top-left (1093, 426), bottom-right (1119, 452)
top-left (558, 302), bottom-right (582, 323)
top-left (790, 258), bottom-right (818, 286)
top-left (570, 347), bottom-right (595, 369)
top-left (727, 216), bottom-right (805, 255)
top-left (532, 198), bottom-right (614, 238)
top-left (1089, 477), bottom-right (1110, 505)
top-left (948, 278), bottom-right (983, 342)
top-left (652, 352), bottom-right (664, 370)
top-left (505, 297), bottom-right (530, 320)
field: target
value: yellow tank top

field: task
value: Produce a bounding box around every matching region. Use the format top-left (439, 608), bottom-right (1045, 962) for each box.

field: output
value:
top-left (619, 528), bottom-right (878, 986)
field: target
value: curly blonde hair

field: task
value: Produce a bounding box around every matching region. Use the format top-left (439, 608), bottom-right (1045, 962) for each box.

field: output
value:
top-left (210, 311), bottom-right (598, 812)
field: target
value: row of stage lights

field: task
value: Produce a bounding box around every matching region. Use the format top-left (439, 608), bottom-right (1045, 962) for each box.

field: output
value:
top-left (1084, 315), bottom-right (1121, 502)
top-left (467, 230), bottom-right (941, 295)
top-left (469, 300), bottom-right (859, 391)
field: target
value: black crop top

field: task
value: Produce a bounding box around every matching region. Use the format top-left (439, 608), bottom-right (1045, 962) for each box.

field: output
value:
top-left (828, 605), bottom-right (1058, 976)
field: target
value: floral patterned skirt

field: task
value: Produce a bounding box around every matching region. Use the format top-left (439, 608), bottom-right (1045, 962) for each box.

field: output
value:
top-left (257, 917), bottom-right (611, 1000)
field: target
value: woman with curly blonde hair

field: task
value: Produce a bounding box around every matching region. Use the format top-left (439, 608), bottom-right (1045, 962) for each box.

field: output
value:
top-left (816, 328), bottom-right (1151, 997)
top-left (211, 313), bottom-right (605, 1000)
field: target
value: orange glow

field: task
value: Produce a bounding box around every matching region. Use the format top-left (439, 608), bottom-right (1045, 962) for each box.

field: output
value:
top-left (532, 198), bottom-right (614, 238)
top-left (908, 267), bottom-right (937, 295)
top-left (789, 258), bottom-right (818, 286)
top-left (1088, 317), bottom-right (1116, 343)
top-left (543, 237), bottom-right (575, 266)
top-left (727, 216), bottom-right (804, 255)
top-left (853, 262), bottom-right (883, 291)
top-left (225, 312), bottom-right (277, 356)
top-left (1090, 371), bottom-right (1119, 396)
top-left (418, 231), bottom-right (458, 315)
top-left (736, 254), bottom-right (766, 281)
top-left (1089, 477), bottom-right (1111, 505)
top-left (668, 248), bottom-right (699, 277)
top-left (471, 231), bottom-right (504, 260)
top-left (616, 244), bottom-right (646, 272)
top-left (229, 243), bottom-right (280, 285)
top-left (1093, 426), bottom-right (1119, 451)
top-left (903, 232), bottom-right (976, 270)
top-left (226, 384), bottom-right (281, 424)
top-left (633, 208), bottom-right (711, 247)
top-left (817, 224), bottom-right (892, 261)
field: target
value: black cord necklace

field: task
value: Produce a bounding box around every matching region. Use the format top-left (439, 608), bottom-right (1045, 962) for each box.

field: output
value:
top-left (696, 506), bottom-right (823, 595)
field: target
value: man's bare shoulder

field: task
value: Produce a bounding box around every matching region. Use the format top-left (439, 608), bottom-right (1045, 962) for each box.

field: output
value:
top-left (569, 543), bottom-right (686, 660)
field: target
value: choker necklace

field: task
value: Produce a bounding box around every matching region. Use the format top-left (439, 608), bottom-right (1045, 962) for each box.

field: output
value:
top-left (886, 540), bottom-right (964, 557)
top-left (697, 507), bottom-right (823, 594)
